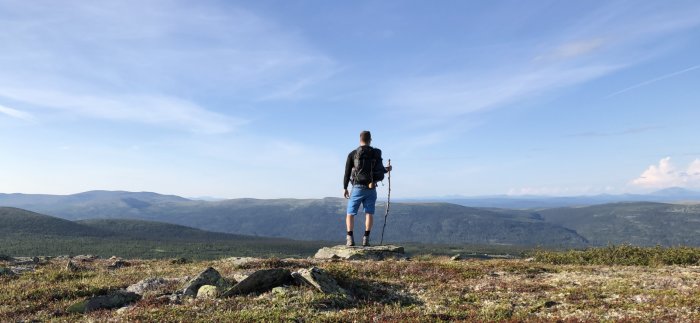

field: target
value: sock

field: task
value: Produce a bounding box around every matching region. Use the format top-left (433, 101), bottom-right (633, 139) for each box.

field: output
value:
top-left (364, 231), bottom-right (370, 237)
top-left (347, 231), bottom-right (353, 236)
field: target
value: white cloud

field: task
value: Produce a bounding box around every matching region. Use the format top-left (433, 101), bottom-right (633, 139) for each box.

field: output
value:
top-left (0, 88), bottom-right (241, 134)
top-left (0, 104), bottom-right (33, 121)
top-left (631, 157), bottom-right (700, 188)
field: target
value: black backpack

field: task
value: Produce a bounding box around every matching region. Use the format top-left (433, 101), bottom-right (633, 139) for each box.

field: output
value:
top-left (352, 146), bottom-right (385, 185)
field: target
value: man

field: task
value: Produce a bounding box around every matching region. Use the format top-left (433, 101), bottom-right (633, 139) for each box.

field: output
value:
top-left (343, 130), bottom-right (392, 247)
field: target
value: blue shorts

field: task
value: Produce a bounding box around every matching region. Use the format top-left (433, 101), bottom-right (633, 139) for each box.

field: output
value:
top-left (346, 185), bottom-right (377, 216)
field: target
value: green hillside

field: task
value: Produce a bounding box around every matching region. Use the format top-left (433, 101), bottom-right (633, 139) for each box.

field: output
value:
top-left (76, 219), bottom-right (271, 241)
top-left (0, 207), bottom-right (113, 237)
top-left (537, 202), bottom-right (700, 245)
top-left (0, 208), bottom-right (325, 259)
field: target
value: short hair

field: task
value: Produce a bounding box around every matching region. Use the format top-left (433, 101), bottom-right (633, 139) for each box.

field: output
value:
top-left (360, 130), bottom-right (372, 143)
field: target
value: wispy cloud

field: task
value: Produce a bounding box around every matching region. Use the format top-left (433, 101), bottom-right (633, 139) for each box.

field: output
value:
top-left (566, 126), bottom-right (663, 138)
top-left (0, 88), bottom-right (241, 134)
top-left (0, 0), bottom-right (335, 133)
top-left (385, 2), bottom-right (700, 121)
top-left (607, 64), bottom-right (700, 97)
top-left (631, 157), bottom-right (700, 188)
top-left (0, 104), bottom-right (34, 121)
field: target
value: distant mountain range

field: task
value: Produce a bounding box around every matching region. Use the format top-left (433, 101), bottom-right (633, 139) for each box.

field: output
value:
top-left (2, 190), bottom-right (700, 248)
top-left (401, 187), bottom-right (700, 208)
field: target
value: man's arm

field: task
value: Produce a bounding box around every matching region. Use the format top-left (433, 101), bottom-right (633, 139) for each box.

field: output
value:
top-left (343, 151), bottom-right (354, 189)
top-left (376, 149), bottom-right (393, 173)
top-left (375, 149), bottom-right (389, 173)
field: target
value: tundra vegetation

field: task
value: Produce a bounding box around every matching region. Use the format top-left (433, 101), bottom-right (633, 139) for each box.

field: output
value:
top-left (2, 246), bottom-right (700, 322)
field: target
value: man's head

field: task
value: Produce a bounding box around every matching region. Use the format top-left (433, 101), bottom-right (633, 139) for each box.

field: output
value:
top-left (359, 130), bottom-right (372, 145)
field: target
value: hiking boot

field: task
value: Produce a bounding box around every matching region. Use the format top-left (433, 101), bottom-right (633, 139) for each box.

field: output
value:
top-left (362, 236), bottom-right (370, 247)
top-left (346, 235), bottom-right (355, 247)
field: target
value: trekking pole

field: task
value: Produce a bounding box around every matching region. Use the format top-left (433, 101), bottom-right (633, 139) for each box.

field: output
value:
top-left (380, 159), bottom-right (391, 245)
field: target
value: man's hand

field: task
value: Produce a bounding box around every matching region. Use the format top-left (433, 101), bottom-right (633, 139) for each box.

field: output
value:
top-left (386, 165), bottom-right (393, 172)
top-left (343, 189), bottom-right (350, 199)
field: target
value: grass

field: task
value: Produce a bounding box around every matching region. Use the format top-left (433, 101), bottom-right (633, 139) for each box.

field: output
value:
top-left (0, 234), bottom-right (327, 259)
top-left (530, 245), bottom-right (700, 266)
top-left (2, 247), bottom-right (700, 322)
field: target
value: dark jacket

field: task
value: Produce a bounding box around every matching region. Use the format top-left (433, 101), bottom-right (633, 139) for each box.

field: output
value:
top-left (343, 146), bottom-right (387, 189)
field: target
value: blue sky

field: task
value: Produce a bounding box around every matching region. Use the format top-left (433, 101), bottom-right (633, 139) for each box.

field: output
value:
top-left (1, 0), bottom-right (699, 198)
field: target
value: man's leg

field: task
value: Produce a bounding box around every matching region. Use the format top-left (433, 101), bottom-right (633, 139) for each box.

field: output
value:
top-left (365, 213), bottom-right (373, 231)
top-left (362, 188), bottom-right (377, 246)
top-left (345, 187), bottom-right (362, 247)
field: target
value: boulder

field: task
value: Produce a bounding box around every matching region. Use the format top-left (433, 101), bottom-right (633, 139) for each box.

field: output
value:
top-left (182, 267), bottom-right (228, 296)
top-left (156, 292), bottom-right (184, 305)
top-left (107, 260), bottom-right (129, 270)
top-left (65, 260), bottom-right (80, 272)
top-left (196, 285), bottom-right (219, 299)
top-left (314, 245), bottom-right (406, 260)
top-left (127, 277), bottom-right (182, 295)
top-left (292, 267), bottom-right (348, 297)
top-left (170, 257), bottom-right (189, 264)
top-left (66, 290), bottom-right (141, 313)
top-left (225, 257), bottom-right (260, 268)
top-left (0, 267), bottom-right (15, 276)
top-left (222, 268), bottom-right (291, 297)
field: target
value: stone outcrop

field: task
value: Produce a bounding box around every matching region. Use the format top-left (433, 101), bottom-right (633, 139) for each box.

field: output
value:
top-left (182, 267), bottom-right (228, 296)
top-left (127, 277), bottom-right (182, 296)
top-left (314, 245), bottom-right (406, 260)
top-left (65, 260), bottom-right (80, 272)
top-left (0, 267), bottom-right (15, 276)
top-left (293, 267), bottom-right (348, 298)
top-left (66, 290), bottom-right (141, 313)
top-left (225, 257), bottom-right (261, 268)
top-left (222, 268), bottom-right (291, 297)
top-left (107, 259), bottom-right (129, 270)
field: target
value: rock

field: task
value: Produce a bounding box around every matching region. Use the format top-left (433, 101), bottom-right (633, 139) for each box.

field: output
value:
top-left (74, 255), bottom-right (99, 262)
top-left (10, 266), bottom-right (35, 274)
top-left (0, 267), bottom-right (15, 276)
top-left (170, 257), bottom-right (189, 264)
top-left (292, 267), bottom-right (348, 297)
top-left (314, 245), bottom-right (406, 260)
top-left (127, 277), bottom-right (181, 295)
top-left (107, 260), bottom-right (129, 270)
top-left (156, 292), bottom-right (184, 305)
top-left (233, 272), bottom-right (251, 282)
top-left (225, 257), bottom-right (260, 268)
top-left (182, 267), bottom-right (228, 297)
top-left (32, 256), bottom-right (40, 263)
top-left (196, 285), bottom-right (219, 299)
top-left (65, 260), bottom-right (80, 272)
top-left (451, 254), bottom-right (462, 261)
top-left (0, 254), bottom-right (12, 261)
top-left (66, 290), bottom-right (141, 313)
top-left (222, 268), bottom-right (292, 297)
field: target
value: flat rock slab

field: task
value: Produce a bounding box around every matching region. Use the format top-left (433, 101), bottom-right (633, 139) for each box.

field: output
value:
top-left (293, 267), bottom-right (348, 297)
top-left (222, 268), bottom-right (291, 297)
top-left (314, 245), bottom-right (406, 260)
top-left (127, 277), bottom-right (183, 295)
